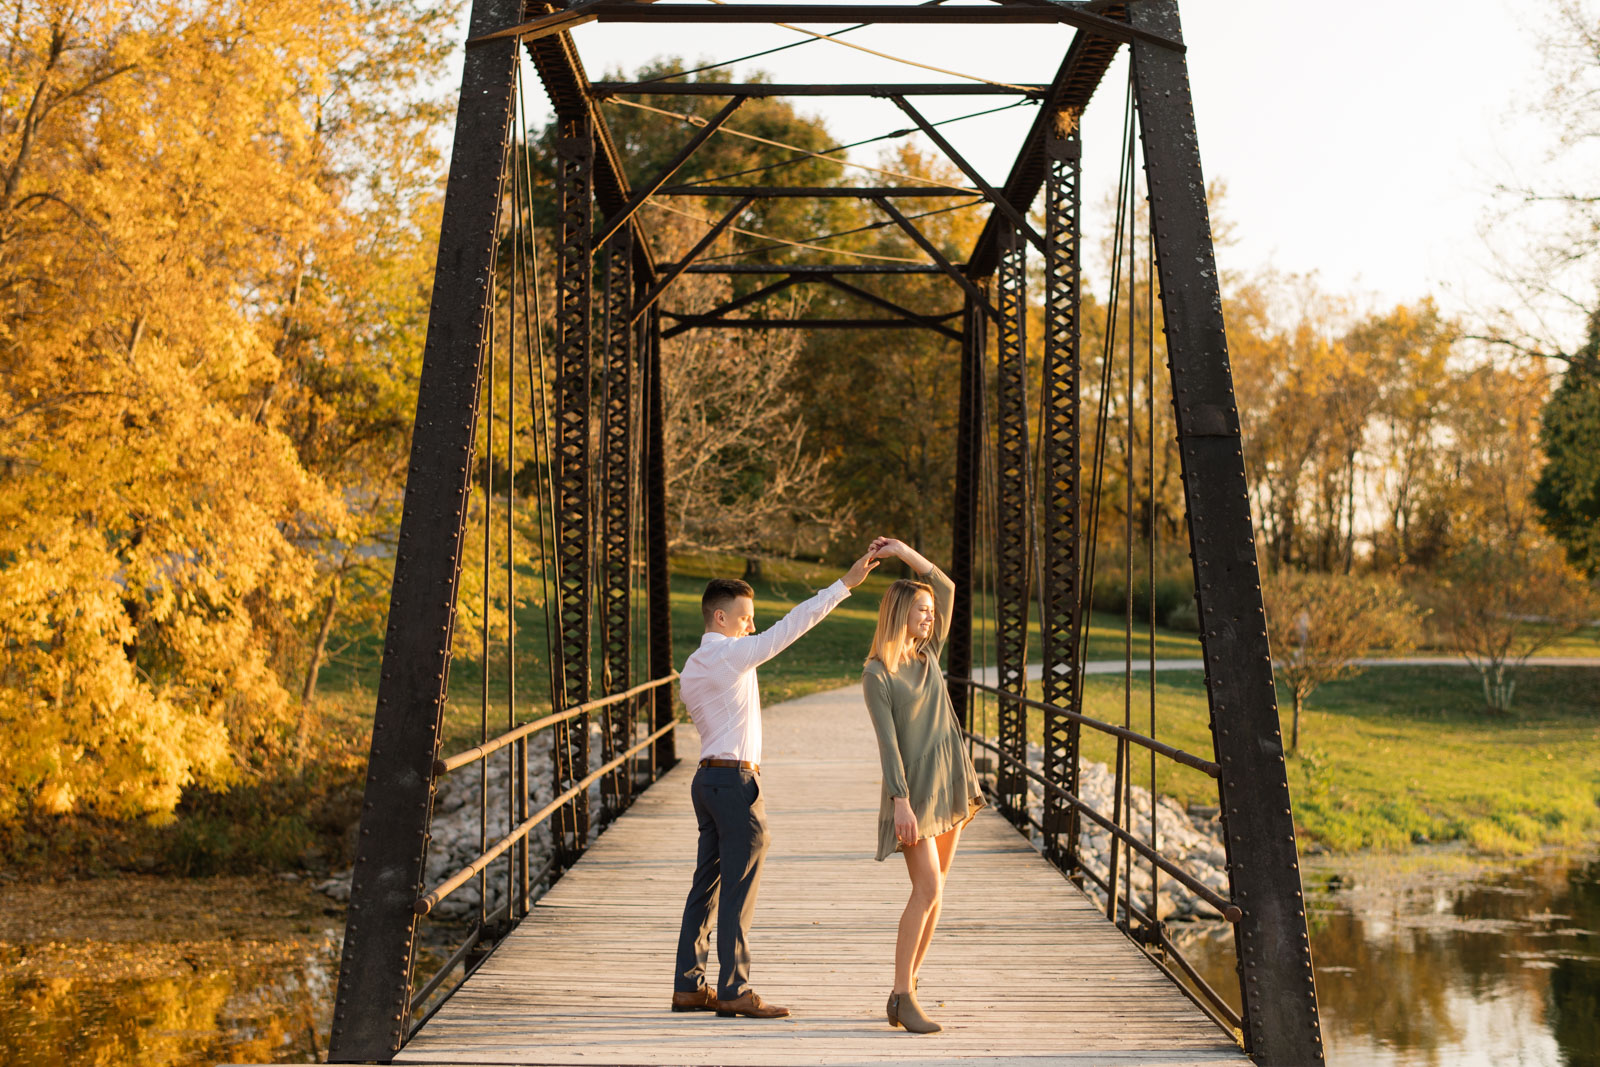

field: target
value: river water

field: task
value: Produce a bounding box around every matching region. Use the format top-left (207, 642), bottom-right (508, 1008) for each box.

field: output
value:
top-left (1, 851), bottom-right (1596, 1065)
top-left (1179, 848), bottom-right (1600, 1066)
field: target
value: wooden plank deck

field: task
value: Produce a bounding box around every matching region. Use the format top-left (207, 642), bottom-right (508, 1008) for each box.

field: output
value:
top-left (395, 685), bottom-right (1250, 1067)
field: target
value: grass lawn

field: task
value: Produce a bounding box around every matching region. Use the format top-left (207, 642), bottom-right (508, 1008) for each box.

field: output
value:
top-left (976, 665), bottom-right (1600, 855)
top-left (1417, 620), bottom-right (1600, 659)
top-left (312, 553), bottom-right (1599, 857)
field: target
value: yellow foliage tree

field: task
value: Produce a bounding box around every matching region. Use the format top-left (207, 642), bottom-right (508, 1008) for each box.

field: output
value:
top-left (0, 0), bottom-right (453, 820)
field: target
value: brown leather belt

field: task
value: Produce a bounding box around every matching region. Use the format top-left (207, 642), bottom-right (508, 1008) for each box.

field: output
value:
top-left (699, 758), bottom-right (759, 773)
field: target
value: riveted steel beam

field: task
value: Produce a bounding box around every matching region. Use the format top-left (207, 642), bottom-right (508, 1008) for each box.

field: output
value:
top-left (551, 109), bottom-right (594, 869)
top-left (682, 264), bottom-right (956, 275)
top-left (644, 306), bottom-right (676, 771)
top-left (660, 275), bottom-right (802, 339)
top-left (967, 3), bottom-right (1123, 279)
top-left (658, 185), bottom-right (979, 198)
top-left (1130, 1), bottom-right (1323, 1062)
top-left (522, 11), bottom-right (656, 284)
top-left (581, 1), bottom-right (1182, 47)
top-left (1039, 124), bottom-right (1083, 872)
top-left (947, 295), bottom-right (984, 730)
top-left (594, 96), bottom-right (746, 250)
top-left (327, 0), bottom-right (520, 1058)
top-left (589, 81), bottom-right (1049, 97)
top-left (992, 225), bottom-right (1031, 824)
top-left (600, 228), bottom-right (635, 821)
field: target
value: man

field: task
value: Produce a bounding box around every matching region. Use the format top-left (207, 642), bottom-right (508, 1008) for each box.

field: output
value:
top-left (670, 549), bottom-right (880, 1019)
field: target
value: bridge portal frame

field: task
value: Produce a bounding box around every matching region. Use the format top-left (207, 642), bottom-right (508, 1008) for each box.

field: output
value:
top-left (328, 3), bottom-right (1324, 1064)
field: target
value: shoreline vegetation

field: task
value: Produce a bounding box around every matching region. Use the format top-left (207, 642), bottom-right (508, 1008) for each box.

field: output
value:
top-left (1, 553), bottom-right (1596, 883)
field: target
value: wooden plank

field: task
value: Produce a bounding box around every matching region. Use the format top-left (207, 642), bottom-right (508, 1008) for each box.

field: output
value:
top-left (397, 686), bottom-right (1247, 1066)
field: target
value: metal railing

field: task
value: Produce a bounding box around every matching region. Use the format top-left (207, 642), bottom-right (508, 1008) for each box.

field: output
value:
top-left (404, 672), bottom-right (678, 1033)
top-left (948, 673), bottom-right (1246, 1034)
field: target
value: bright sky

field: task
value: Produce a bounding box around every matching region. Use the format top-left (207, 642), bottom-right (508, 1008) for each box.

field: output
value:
top-left (494, 1), bottom-right (1573, 341)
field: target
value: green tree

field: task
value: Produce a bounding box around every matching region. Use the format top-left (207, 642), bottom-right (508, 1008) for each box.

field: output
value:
top-left (1533, 337), bottom-right (1600, 578)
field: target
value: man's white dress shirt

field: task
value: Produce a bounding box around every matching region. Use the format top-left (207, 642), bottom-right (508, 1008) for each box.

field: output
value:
top-left (679, 580), bottom-right (851, 764)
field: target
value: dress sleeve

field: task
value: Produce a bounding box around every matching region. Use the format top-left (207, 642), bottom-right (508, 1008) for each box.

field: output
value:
top-left (862, 666), bottom-right (910, 799)
top-left (920, 565), bottom-right (956, 663)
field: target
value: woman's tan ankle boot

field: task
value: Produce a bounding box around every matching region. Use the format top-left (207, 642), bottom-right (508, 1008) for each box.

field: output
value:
top-left (885, 990), bottom-right (942, 1033)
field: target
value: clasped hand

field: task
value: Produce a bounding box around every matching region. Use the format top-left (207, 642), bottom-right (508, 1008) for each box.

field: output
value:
top-left (868, 536), bottom-right (906, 563)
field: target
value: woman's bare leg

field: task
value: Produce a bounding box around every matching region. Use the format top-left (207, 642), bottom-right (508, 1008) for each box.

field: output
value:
top-left (910, 824), bottom-right (962, 979)
top-left (895, 838), bottom-right (941, 994)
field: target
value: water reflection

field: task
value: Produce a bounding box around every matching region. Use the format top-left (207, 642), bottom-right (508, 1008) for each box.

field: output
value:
top-left (1176, 850), bottom-right (1600, 1066)
top-left (0, 876), bottom-right (341, 1066)
top-left (0, 962), bottom-right (336, 1065)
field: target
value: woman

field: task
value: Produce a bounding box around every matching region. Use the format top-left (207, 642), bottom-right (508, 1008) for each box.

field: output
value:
top-left (861, 536), bottom-right (986, 1035)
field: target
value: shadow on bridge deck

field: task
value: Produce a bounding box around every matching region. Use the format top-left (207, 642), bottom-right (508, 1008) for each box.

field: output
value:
top-left (393, 686), bottom-right (1250, 1067)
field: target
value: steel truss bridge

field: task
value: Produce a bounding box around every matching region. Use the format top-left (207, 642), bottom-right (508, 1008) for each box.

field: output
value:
top-left (327, 2), bottom-right (1325, 1064)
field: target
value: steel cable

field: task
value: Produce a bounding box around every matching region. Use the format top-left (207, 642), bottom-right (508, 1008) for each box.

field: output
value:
top-left (677, 98), bottom-right (1035, 191)
top-left (645, 199), bottom-right (935, 263)
top-left (699, 0), bottom-right (1040, 93)
top-left (629, 0), bottom-right (958, 86)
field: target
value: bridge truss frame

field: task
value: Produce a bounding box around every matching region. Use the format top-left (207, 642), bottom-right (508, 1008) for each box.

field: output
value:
top-left (329, 2), bottom-right (1324, 1064)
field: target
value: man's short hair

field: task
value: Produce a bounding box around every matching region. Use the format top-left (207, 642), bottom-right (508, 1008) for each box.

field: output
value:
top-left (702, 577), bottom-right (754, 626)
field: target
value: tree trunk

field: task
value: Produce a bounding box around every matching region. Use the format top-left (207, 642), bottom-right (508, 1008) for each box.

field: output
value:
top-left (1291, 690), bottom-right (1302, 754)
top-left (297, 574), bottom-right (342, 765)
top-left (742, 556), bottom-right (763, 583)
top-left (1484, 661), bottom-right (1515, 714)
top-left (1343, 449), bottom-right (1357, 574)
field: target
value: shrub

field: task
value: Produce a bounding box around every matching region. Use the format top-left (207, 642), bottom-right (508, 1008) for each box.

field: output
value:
top-left (1087, 542), bottom-right (1195, 625)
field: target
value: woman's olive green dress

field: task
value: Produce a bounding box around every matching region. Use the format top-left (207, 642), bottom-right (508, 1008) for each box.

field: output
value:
top-left (862, 565), bottom-right (986, 861)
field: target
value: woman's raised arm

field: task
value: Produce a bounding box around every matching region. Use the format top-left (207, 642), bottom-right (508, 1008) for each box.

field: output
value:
top-left (870, 538), bottom-right (953, 654)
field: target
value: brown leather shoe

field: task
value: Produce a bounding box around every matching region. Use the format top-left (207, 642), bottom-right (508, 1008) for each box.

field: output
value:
top-left (670, 988), bottom-right (717, 1013)
top-left (715, 991), bottom-right (790, 1018)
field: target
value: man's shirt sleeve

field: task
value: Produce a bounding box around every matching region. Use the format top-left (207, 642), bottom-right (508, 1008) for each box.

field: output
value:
top-left (722, 579), bottom-right (851, 674)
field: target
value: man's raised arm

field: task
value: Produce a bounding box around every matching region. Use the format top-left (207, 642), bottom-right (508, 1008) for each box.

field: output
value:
top-left (723, 549), bottom-right (879, 674)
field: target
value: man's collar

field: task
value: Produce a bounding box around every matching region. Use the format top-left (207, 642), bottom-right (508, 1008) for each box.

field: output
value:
top-left (699, 631), bottom-right (731, 645)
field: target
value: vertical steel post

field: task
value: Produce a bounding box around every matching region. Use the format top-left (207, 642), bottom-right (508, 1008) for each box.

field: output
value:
top-left (600, 228), bottom-right (635, 819)
top-left (1040, 121), bottom-right (1084, 872)
top-left (326, 0), bottom-right (519, 1057)
top-left (993, 225), bottom-right (1032, 825)
top-left (645, 305), bottom-right (676, 771)
top-left (946, 295), bottom-right (981, 729)
top-left (1130, 2), bottom-right (1324, 1061)
top-left (552, 108), bottom-right (594, 868)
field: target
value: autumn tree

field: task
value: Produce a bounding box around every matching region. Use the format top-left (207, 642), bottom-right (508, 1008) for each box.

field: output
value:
top-left (1350, 301), bottom-right (1456, 570)
top-left (0, 0), bottom-right (454, 819)
top-left (1429, 541), bottom-right (1594, 712)
top-left (641, 210), bottom-right (847, 574)
top-left (1228, 275), bottom-right (1355, 570)
top-left (1426, 361), bottom-right (1597, 711)
top-left (1264, 571), bottom-right (1422, 753)
top-left (793, 145), bottom-right (980, 557)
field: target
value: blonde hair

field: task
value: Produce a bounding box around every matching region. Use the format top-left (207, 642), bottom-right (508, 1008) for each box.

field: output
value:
top-left (866, 579), bottom-right (937, 674)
